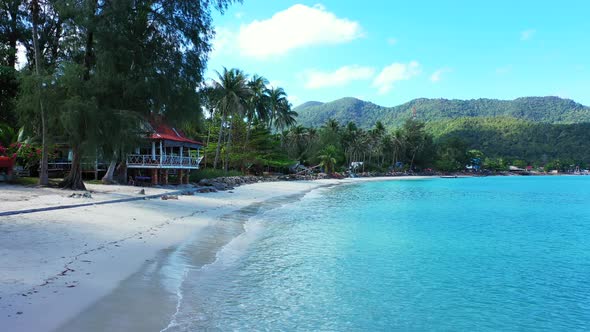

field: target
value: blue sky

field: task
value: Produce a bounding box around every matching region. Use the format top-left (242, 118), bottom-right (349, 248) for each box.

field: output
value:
top-left (207, 1), bottom-right (590, 107)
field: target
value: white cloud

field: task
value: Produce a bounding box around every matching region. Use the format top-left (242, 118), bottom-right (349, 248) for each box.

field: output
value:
top-left (238, 4), bottom-right (364, 58)
top-left (521, 29), bottom-right (535, 41)
top-left (430, 67), bottom-right (452, 83)
top-left (372, 61), bottom-right (421, 94)
top-left (211, 27), bottom-right (235, 57)
top-left (304, 65), bottom-right (375, 89)
top-left (387, 37), bottom-right (397, 45)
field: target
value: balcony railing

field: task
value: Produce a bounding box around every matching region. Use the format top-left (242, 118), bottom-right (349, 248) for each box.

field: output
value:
top-left (126, 154), bottom-right (203, 169)
top-left (47, 161), bottom-right (108, 172)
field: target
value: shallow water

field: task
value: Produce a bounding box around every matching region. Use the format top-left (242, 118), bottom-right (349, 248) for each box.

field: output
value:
top-left (169, 176), bottom-right (590, 331)
top-left (62, 176), bottom-right (590, 331)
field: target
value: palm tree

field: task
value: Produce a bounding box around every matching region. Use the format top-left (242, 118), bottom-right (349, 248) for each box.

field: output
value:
top-left (274, 102), bottom-right (298, 132)
top-left (342, 121), bottom-right (358, 166)
top-left (323, 118), bottom-right (340, 133)
top-left (210, 67), bottom-right (251, 170)
top-left (267, 87), bottom-right (295, 130)
top-left (200, 86), bottom-right (217, 168)
top-left (391, 128), bottom-right (406, 168)
top-left (307, 127), bottom-right (318, 143)
top-left (318, 145), bottom-right (339, 175)
top-left (287, 125), bottom-right (308, 160)
top-left (371, 121), bottom-right (386, 167)
top-left (245, 75), bottom-right (270, 147)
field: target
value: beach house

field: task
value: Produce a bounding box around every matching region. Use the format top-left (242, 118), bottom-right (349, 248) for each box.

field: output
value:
top-left (126, 119), bottom-right (204, 185)
top-left (45, 118), bottom-right (204, 185)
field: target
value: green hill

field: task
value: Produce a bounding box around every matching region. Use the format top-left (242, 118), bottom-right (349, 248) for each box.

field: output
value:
top-left (427, 117), bottom-right (590, 163)
top-left (293, 96), bottom-right (590, 128)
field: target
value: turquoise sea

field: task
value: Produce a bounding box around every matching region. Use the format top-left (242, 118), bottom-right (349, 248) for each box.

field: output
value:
top-left (161, 176), bottom-right (590, 331)
top-left (59, 176), bottom-right (590, 331)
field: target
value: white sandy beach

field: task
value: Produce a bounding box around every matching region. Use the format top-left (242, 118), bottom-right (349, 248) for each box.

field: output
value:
top-left (0, 177), bottom-right (428, 331)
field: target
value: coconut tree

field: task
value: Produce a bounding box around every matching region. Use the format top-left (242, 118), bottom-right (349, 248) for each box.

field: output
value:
top-left (323, 118), bottom-right (340, 133)
top-left (287, 125), bottom-right (308, 160)
top-left (391, 128), bottom-right (406, 168)
top-left (318, 144), bottom-right (339, 175)
top-left (267, 87), bottom-right (288, 129)
top-left (245, 75), bottom-right (270, 146)
top-left (210, 67), bottom-right (251, 170)
top-left (274, 103), bottom-right (297, 132)
top-left (200, 86), bottom-right (217, 168)
top-left (341, 121), bottom-right (358, 166)
top-left (401, 118), bottom-right (429, 171)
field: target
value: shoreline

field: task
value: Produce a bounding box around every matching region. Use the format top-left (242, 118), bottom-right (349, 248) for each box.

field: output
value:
top-left (0, 174), bottom-right (565, 331)
top-left (3, 177), bottom-right (419, 331)
top-left (0, 174), bottom-right (485, 331)
top-left (59, 188), bottom-right (330, 332)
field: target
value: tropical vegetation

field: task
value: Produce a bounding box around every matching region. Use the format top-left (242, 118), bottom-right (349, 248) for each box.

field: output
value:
top-left (1, 0), bottom-right (241, 189)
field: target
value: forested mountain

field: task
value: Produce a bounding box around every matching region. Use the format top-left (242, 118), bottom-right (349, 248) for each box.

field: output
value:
top-left (294, 96), bottom-right (590, 128)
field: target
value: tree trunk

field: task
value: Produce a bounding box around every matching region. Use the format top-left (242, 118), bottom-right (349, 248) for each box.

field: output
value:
top-left (204, 116), bottom-right (214, 169)
top-left (224, 119), bottom-right (233, 173)
top-left (101, 156), bottom-right (117, 184)
top-left (31, 0), bottom-right (48, 186)
top-left (7, 2), bottom-right (19, 68)
top-left (62, 0), bottom-right (96, 190)
top-left (61, 145), bottom-right (86, 190)
top-left (114, 157), bottom-right (128, 183)
top-left (410, 150), bottom-right (417, 171)
top-left (213, 112), bottom-right (225, 169)
top-left (244, 120), bottom-right (252, 150)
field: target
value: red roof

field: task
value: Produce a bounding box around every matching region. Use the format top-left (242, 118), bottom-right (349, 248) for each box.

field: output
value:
top-left (149, 120), bottom-right (204, 146)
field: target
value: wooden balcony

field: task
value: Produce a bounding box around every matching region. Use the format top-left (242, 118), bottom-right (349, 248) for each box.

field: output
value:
top-left (126, 154), bottom-right (203, 169)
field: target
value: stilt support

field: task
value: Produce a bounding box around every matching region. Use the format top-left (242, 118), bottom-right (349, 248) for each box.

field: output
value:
top-left (151, 169), bottom-right (158, 185)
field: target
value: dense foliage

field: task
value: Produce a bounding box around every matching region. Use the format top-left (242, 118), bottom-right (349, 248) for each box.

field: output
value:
top-left (428, 117), bottom-right (590, 165)
top-left (1, 0), bottom-right (241, 188)
top-left (276, 118), bottom-right (435, 174)
top-left (199, 68), bottom-right (297, 174)
top-left (275, 116), bottom-right (589, 174)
